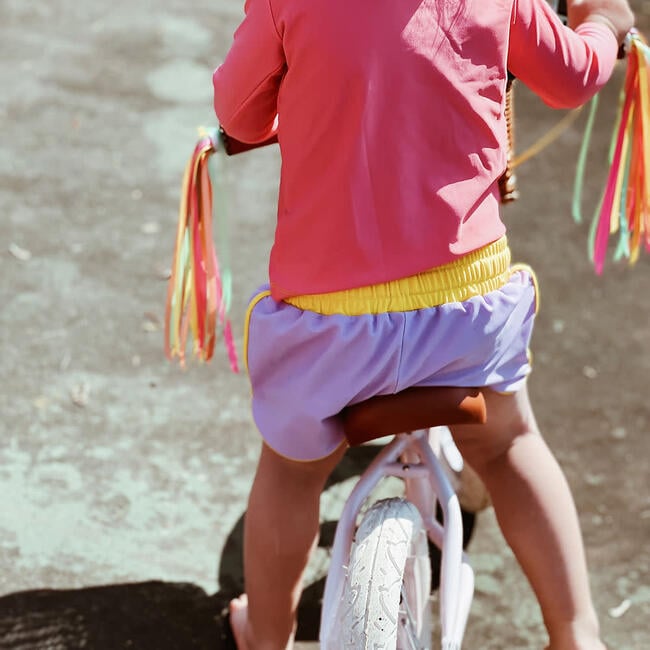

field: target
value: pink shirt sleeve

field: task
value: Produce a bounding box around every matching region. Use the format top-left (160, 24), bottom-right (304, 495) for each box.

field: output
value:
top-left (213, 0), bottom-right (285, 143)
top-left (508, 0), bottom-right (619, 109)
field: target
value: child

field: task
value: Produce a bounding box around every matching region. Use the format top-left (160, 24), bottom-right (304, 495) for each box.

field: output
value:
top-left (213, 0), bottom-right (634, 648)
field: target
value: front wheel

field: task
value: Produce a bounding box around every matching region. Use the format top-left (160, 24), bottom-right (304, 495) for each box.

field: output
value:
top-left (339, 497), bottom-right (432, 649)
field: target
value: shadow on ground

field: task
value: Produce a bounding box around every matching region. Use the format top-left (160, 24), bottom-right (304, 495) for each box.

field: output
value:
top-left (0, 444), bottom-right (482, 649)
top-left (0, 447), bottom-right (383, 649)
top-left (0, 579), bottom-right (334, 650)
top-left (0, 581), bottom-right (235, 650)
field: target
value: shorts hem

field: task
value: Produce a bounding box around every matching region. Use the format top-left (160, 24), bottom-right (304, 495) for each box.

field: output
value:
top-left (260, 435), bottom-right (348, 463)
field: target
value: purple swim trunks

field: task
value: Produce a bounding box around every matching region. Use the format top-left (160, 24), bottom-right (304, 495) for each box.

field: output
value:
top-left (245, 267), bottom-right (538, 461)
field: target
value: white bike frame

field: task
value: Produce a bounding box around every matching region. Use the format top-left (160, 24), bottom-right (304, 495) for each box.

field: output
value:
top-left (320, 427), bottom-right (475, 650)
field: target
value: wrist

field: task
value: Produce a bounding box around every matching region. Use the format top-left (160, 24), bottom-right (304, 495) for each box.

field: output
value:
top-left (567, 1), bottom-right (634, 45)
top-left (579, 13), bottom-right (620, 39)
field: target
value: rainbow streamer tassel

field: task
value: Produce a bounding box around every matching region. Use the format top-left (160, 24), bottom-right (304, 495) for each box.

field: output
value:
top-left (164, 128), bottom-right (239, 371)
top-left (580, 30), bottom-right (650, 273)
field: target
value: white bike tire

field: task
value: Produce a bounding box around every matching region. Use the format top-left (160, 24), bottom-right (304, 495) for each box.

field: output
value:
top-left (339, 497), bottom-right (432, 649)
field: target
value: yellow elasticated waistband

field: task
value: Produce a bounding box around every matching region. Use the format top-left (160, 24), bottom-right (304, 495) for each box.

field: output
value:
top-left (283, 237), bottom-right (512, 316)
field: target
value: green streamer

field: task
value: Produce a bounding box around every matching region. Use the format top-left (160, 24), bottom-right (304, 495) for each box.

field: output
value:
top-left (587, 194), bottom-right (604, 264)
top-left (572, 94), bottom-right (599, 223)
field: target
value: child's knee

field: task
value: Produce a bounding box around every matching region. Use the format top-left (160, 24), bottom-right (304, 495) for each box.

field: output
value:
top-left (452, 418), bottom-right (534, 471)
top-left (453, 386), bottom-right (540, 466)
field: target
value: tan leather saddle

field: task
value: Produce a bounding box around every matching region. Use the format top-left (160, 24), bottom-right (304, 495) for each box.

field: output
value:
top-left (340, 386), bottom-right (486, 447)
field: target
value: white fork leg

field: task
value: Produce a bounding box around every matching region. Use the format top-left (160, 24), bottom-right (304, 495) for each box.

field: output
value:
top-left (320, 435), bottom-right (414, 649)
top-left (413, 434), bottom-right (474, 649)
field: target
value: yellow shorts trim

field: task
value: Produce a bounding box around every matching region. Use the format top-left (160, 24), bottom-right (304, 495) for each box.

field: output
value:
top-left (510, 262), bottom-right (540, 314)
top-left (284, 236), bottom-right (512, 316)
top-left (243, 289), bottom-right (272, 374)
top-left (508, 262), bottom-right (540, 380)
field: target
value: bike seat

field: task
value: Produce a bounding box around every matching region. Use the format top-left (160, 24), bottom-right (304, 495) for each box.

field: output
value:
top-left (340, 386), bottom-right (486, 447)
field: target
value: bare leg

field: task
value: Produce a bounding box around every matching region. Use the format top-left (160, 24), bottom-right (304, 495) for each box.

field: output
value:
top-left (450, 384), bottom-right (605, 650)
top-left (230, 441), bottom-right (346, 650)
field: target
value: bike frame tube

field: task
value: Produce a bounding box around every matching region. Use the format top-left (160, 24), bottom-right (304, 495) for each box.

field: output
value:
top-left (408, 433), bottom-right (474, 649)
top-left (320, 433), bottom-right (415, 648)
top-left (319, 429), bottom-right (474, 649)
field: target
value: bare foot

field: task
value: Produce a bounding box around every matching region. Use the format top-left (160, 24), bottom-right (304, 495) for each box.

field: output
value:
top-left (229, 594), bottom-right (251, 650)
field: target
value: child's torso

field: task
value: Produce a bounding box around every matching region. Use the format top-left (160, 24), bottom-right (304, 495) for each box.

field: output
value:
top-left (268, 0), bottom-right (514, 299)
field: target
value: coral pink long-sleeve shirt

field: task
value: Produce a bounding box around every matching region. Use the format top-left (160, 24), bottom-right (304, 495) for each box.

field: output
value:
top-left (213, 0), bottom-right (618, 300)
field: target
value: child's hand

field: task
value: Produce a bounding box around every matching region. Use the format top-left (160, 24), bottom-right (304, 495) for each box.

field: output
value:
top-left (567, 0), bottom-right (634, 44)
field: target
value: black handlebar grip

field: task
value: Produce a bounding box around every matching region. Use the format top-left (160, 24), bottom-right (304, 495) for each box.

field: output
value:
top-left (219, 127), bottom-right (278, 156)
